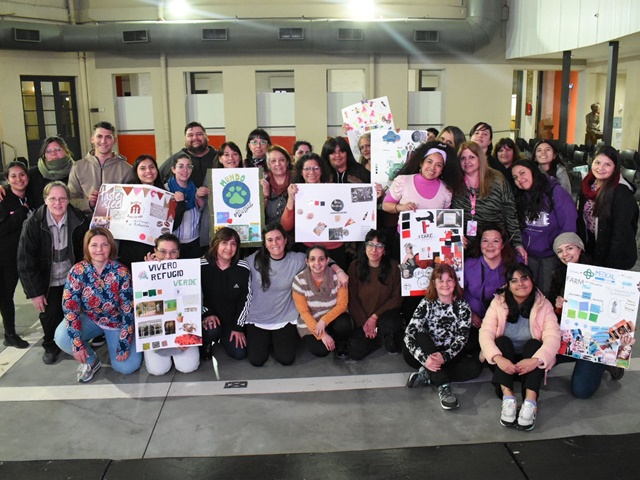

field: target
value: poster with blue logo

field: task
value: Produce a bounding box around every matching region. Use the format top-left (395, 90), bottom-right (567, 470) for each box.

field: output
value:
top-left (211, 167), bottom-right (264, 247)
top-left (371, 129), bottom-right (428, 190)
top-left (560, 263), bottom-right (640, 368)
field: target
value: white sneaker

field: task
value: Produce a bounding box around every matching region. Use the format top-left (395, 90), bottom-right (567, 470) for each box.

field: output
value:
top-left (500, 397), bottom-right (517, 427)
top-left (517, 401), bottom-right (537, 431)
top-left (77, 358), bottom-right (102, 383)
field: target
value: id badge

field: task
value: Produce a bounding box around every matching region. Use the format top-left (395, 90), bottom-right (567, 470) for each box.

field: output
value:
top-left (466, 220), bottom-right (478, 236)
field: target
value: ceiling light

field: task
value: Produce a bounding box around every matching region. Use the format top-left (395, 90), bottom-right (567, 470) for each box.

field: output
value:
top-left (167, 0), bottom-right (190, 18)
top-left (348, 0), bottom-right (376, 20)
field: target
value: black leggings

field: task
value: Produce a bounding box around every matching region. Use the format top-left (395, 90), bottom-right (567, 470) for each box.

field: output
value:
top-left (347, 309), bottom-right (404, 360)
top-left (0, 266), bottom-right (19, 335)
top-left (302, 313), bottom-right (354, 357)
top-left (246, 323), bottom-right (298, 367)
top-left (39, 286), bottom-right (65, 352)
top-left (491, 336), bottom-right (545, 396)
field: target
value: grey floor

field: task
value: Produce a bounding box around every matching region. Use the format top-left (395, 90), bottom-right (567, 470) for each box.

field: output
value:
top-left (1, 258), bottom-right (640, 480)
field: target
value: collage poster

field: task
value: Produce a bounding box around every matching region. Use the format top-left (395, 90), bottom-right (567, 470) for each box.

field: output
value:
top-left (211, 167), bottom-right (264, 247)
top-left (90, 184), bottom-right (176, 246)
top-left (132, 259), bottom-right (202, 352)
top-left (293, 183), bottom-right (377, 243)
top-left (398, 209), bottom-right (464, 297)
top-left (371, 129), bottom-right (428, 190)
top-left (560, 263), bottom-right (640, 368)
top-left (341, 96), bottom-right (395, 159)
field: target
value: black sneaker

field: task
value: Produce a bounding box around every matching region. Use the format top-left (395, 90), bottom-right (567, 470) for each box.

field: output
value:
top-left (383, 334), bottom-right (400, 355)
top-left (42, 349), bottom-right (60, 365)
top-left (334, 349), bottom-right (349, 361)
top-left (406, 367), bottom-right (430, 388)
top-left (3, 333), bottom-right (29, 349)
top-left (606, 365), bottom-right (625, 381)
top-left (437, 383), bottom-right (459, 410)
top-left (90, 334), bottom-right (106, 348)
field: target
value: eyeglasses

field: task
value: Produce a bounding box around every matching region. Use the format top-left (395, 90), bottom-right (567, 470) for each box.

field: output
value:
top-left (302, 166), bottom-right (320, 172)
top-left (45, 147), bottom-right (64, 155)
top-left (156, 249), bottom-right (179, 256)
top-left (250, 140), bottom-right (268, 147)
top-left (366, 242), bottom-right (385, 249)
top-left (175, 164), bottom-right (193, 170)
top-left (46, 197), bottom-right (69, 203)
top-left (509, 275), bottom-right (530, 285)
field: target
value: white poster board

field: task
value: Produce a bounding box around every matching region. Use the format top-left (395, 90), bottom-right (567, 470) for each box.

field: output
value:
top-left (560, 263), bottom-right (640, 368)
top-left (341, 96), bottom-right (395, 159)
top-left (211, 168), bottom-right (264, 247)
top-left (371, 129), bottom-right (428, 189)
top-left (398, 209), bottom-right (464, 297)
top-left (132, 259), bottom-right (202, 352)
top-left (294, 183), bottom-right (377, 242)
top-left (91, 184), bottom-right (176, 246)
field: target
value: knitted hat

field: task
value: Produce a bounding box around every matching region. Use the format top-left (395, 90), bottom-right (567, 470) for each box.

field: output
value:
top-left (553, 232), bottom-right (584, 253)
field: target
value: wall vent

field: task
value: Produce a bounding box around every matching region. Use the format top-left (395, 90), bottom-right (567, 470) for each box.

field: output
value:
top-left (202, 28), bottom-right (228, 41)
top-left (122, 30), bottom-right (149, 43)
top-left (414, 30), bottom-right (439, 43)
top-left (337, 28), bottom-right (363, 41)
top-left (14, 28), bottom-right (40, 43)
top-left (279, 28), bottom-right (304, 40)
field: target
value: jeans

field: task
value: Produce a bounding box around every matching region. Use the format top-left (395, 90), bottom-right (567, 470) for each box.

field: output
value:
top-left (54, 317), bottom-right (142, 375)
top-left (556, 354), bottom-right (606, 399)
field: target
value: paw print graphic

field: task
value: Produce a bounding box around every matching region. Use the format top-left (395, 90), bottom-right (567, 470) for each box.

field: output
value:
top-left (222, 181), bottom-right (250, 208)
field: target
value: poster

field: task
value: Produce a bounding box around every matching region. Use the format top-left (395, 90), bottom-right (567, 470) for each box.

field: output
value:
top-left (559, 263), bottom-right (640, 368)
top-left (371, 129), bottom-right (428, 189)
top-left (293, 183), bottom-right (377, 242)
top-left (132, 259), bottom-right (202, 352)
top-left (90, 184), bottom-right (176, 246)
top-left (211, 167), bottom-right (264, 247)
top-left (398, 209), bottom-right (464, 297)
top-left (341, 96), bottom-right (395, 159)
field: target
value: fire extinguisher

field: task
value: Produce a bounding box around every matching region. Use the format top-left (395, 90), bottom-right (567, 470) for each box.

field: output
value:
top-left (526, 102), bottom-right (532, 116)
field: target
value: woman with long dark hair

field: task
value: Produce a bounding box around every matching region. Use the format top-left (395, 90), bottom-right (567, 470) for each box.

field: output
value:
top-left (532, 140), bottom-right (572, 194)
top-left (322, 136), bottom-right (370, 184)
top-left (438, 126), bottom-right (466, 151)
top-left (244, 128), bottom-right (272, 169)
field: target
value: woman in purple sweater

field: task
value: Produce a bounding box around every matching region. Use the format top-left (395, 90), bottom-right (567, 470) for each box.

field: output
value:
top-left (511, 160), bottom-right (577, 296)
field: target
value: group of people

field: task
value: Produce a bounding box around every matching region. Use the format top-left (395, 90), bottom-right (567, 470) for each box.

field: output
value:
top-left (0, 119), bottom-right (638, 433)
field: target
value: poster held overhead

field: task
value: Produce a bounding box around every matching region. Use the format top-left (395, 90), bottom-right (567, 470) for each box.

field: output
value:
top-left (341, 96), bottom-right (395, 159)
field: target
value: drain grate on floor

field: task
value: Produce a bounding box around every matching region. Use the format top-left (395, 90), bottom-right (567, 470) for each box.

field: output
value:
top-left (223, 381), bottom-right (248, 389)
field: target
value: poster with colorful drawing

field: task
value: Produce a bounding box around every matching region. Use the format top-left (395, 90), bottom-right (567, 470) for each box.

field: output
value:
top-left (371, 129), bottom-right (428, 189)
top-left (341, 96), bottom-right (395, 159)
top-left (90, 184), bottom-right (177, 246)
top-left (398, 209), bottom-right (464, 297)
top-left (132, 259), bottom-right (202, 352)
top-left (211, 167), bottom-right (264, 247)
top-left (559, 263), bottom-right (640, 368)
top-left (293, 183), bottom-right (377, 242)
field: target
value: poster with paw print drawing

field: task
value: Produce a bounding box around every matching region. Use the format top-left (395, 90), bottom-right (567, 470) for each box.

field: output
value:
top-left (371, 129), bottom-right (428, 190)
top-left (341, 96), bottom-right (395, 159)
top-left (294, 184), bottom-right (377, 242)
top-left (211, 168), bottom-right (264, 247)
top-left (559, 263), bottom-right (640, 368)
top-left (399, 209), bottom-right (464, 297)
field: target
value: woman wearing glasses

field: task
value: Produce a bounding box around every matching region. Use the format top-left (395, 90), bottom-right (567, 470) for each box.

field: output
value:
top-left (29, 136), bottom-right (75, 209)
top-left (480, 263), bottom-right (560, 431)
top-left (346, 229), bottom-right (403, 359)
top-left (244, 128), bottom-right (272, 169)
top-left (167, 154), bottom-right (208, 258)
top-left (17, 181), bottom-right (89, 363)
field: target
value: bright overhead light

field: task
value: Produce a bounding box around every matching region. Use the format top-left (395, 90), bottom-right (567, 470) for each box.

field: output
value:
top-left (348, 0), bottom-right (376, 20)
top-left (167, 0), bottom-right (190, 18)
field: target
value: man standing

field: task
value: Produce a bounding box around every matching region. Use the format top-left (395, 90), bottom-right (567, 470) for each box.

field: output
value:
top-left (68, 121), bottom-right (134, 215)
top-left (159, 122), bottom-right (217, 187)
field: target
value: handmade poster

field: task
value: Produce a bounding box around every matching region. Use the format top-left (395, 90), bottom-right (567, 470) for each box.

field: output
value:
top-left (559, 263), bottom-right (640, 368)
top-left (341, 96), bottom-right (395, 159)
top-left (132, 259), bottom-right (202, 352)
top-left (211, 167), bottom-right (264, 247)
top-left (398, 209), bottom-right (464, 297)
top-left (293, 183), bottom-right (376, 242)
top-left (371, 129), bottom-right (428, 189)
top-left (90, 184), bottom-right (176, 246)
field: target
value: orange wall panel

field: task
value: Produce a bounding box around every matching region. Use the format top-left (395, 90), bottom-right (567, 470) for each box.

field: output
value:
top-left (552, 71), bottom-right (579, 144)
top-left (117, 134), bottom-right (156, 164)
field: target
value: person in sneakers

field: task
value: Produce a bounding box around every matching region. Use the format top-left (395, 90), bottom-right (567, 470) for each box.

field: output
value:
top-left (292, 246), bottom-right (353, 359)
top-left (55, 227), bottom-right (142, 382)
top-left (404, 264), bottom-right (482, 410)
top-left (346, 229), bottom-right (403, 360)
top-left (480, 263), bottom-right (560, 431)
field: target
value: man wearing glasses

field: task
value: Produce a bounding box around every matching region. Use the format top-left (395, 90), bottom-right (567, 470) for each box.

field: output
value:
top-left (67, 121), bottom-right (134, 215)
top-left (159, 121), bottom-right (217, 188)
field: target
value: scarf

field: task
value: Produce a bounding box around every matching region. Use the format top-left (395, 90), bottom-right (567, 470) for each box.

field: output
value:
top-left (268, 169), bottom-right (291, 197)
top-left (38, 155), bottom-right (74, 181)
top-left (168, 176), bottom-right (197, 210)
top-left (581, 171), bottom-right (619, 200)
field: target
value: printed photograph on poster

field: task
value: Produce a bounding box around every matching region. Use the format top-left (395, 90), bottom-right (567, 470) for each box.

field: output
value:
top-left (398, 209), bottom-right (464, 297)
top-left (132, 258), bottom-right (202, 352)
top-left (559, 263), bottom-right (640, 368)
top-left (294, 183), bottom-right (377, 242)
top-left (211, 168), bottom-right (264, 247)
top-left (91, 184), bottom-right (177, 246)
top-left (371, 129), bottom-right (428, 189)
top-left (341, 96), bottom-right (395, 159)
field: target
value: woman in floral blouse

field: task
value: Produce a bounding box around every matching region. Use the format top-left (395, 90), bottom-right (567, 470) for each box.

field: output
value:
top-left (55, 227), bottom-right (142, 382)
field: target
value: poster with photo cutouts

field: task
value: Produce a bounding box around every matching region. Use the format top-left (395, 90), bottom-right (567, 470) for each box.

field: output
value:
top-left (294, 183), bottom-right (377, 242)
top-left (560, 263), bottom-right (640, 368)
top-left (399, 209), bottom-right (464, 297)
top-left (211, 167), bottom-right (264, 247)
top-left (90, 184), bottom-right (177, 246)
top-left (371, 129), bottom-right (428, 190)
top-left (132, 259), bottom-right (202, 352)
top-left (341, 96), bottom-right (395, 159)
